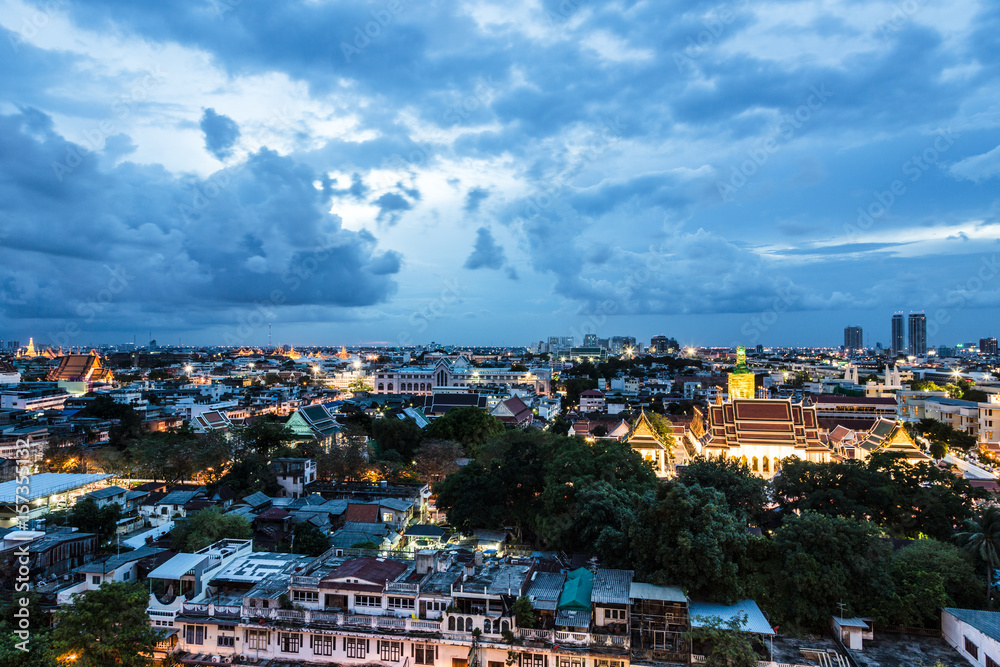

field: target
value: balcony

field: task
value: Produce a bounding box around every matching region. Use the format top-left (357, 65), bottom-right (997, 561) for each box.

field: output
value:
top-left (514, 628), bottom-right (630, 650)
top-left (241, 607), bottom-right (444, 634)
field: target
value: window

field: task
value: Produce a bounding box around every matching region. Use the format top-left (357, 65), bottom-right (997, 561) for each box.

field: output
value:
top-left (519, 654), bottom-right (547, 667)
top-left (279, 632), bottom-right (301, 653)
top-left (217, 635), bottom-right (234, 647)
top-left (247, 630), bottom-right (268, 650)
top-left (311, 634), bottom-right (334, 656)
top-left (356, 595), bottom-right (381, 607)
top-left (415, 644), bottom-right (438, 665)
top-left (965, 637), bottom-right (979, 660)
top-left (123, 570), bottom-right (130, 580)
top-left (346, 637), bottom-right (369, 658)
top-left (604, 609), bottom-right (624, 620)
top-left (987, 656), bottom-right (999, 667)
top-left (388, 596), bottom-right (415, 610)
top-left (292, 590), bottom-right (319, 604)
top-left (380, 640), bottom-right (403, 662)
top-left (92, 576), bottom-right (100, 585)
top-left (184, 625), bottom-right (205, 646)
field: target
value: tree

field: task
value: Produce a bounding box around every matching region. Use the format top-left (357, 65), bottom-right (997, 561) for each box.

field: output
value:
top-left (626, 482), bottom-right (749, 602)
top-left (0, 593), bottom-right (55, 667)
top-left (41, 441), bottom-right (86, 474)
top-left (348, 378), bottom-right (374, 393)
top-left (263, 372), bottom-right (283, 385)
top-left (286, 521), bottom-right (330, 557)
top-left (192, 430), bottom-right (234, 484)
top-left (215, 453), bottom-right (282, 497)
top-left (232, 418), bottom-right (295, 458)
top-left (47, 498), bottom-right (121, 544)
top-left (49, 582), bottom-right (163, 667)
top-left (686, 613), bottom-right (760, 667)
top-left (414, 439), bottom-right (464, 483)
top-left (770, 512), bottom-right (892, 631)
top-left (372, 417), bottom-right (424, 460)
top-left (679, 457), bottom-right (769, 525)
top-left (956, 505), bottom-right (1000, 607)
top-left (424, 407), bottom-right (504, 454)
top-left (880, 539), bottom-right (984, 627)
top-left (80, 395), bottom-right (142, 450)
top-left (319, 430), bottom-right (372, 481)
top-left (512, 596), bottom-right (535, 629)
top-left (172, 508), bottom-right (251, 552)
top-left (929, 440), bottom-right (948, 460)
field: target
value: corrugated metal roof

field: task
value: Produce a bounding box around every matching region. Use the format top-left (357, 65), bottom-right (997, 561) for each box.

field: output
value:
top-left (556, 608), bottom-right (591, 628)
top-left (690, 600), bottom-right (774, 636)
top-left (0, 473), bottom-right (112, 503)
top-left (945, 608), bottom-right (1000, 642)
top-left (592, 568), bottom-right (633, 605)
top-left (147, 553), bottom-right (208, 580)
top-left (832, 616), bottom-right (869, 629)
top-left (629, 582), bottom-right (687, 603)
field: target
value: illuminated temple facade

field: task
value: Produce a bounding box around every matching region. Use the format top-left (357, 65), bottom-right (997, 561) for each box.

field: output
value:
top-left (697, 398), bottom-right (831, 478)
top-left (726, 347), bottom-right (756, 400)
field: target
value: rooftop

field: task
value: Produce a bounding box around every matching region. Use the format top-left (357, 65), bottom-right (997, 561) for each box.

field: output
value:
top-left (0, 473), bottom-right (112, 503)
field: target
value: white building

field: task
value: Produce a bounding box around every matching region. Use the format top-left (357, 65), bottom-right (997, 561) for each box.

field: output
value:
top-left (942, 607), bottom-right (1000, 667)
top-left (372, 356), bottom-right (551, 396)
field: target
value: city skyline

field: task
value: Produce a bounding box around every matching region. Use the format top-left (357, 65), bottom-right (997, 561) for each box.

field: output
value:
top-left (1, 1), bottom-right (999, 347)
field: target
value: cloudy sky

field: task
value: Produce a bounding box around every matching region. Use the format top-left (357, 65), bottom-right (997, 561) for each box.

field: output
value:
top-left (1, 0), bottom-right (998, 349)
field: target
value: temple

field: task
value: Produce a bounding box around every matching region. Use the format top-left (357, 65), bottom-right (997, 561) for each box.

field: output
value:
top-left (46, 350), bottom-right (114, 384)
top-left (625, 410), bottom-right (671, 477)
top-left (726, 346), bottom-right (756, 400)
top-left (698, 398), bottom-right (830, 478)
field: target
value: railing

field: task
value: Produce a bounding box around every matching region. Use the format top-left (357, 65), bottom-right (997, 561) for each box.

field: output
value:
top-left (386, 581), bottom-right (420, 595)
top-left (591, 634), bottom-right (629, 648)
top-left (554, 631), bottom-right (589, 645)
top-left (516, 628), bottom-right (552, 641)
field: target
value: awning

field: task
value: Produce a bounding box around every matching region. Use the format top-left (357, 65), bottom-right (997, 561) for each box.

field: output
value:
top-left (147, 553), bottom-right (207, 580)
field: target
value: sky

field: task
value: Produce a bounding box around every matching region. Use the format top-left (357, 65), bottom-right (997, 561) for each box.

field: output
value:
top-left (0, 0), bottom-right (998, 349)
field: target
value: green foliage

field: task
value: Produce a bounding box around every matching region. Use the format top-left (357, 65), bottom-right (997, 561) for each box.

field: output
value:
top-left (678, 457), bottom-right (769, 525)
top-left (956, 505), bottom-right (1000, 606)
top-left (48, 498), bottom-right (121, 543)
top-left (914, 418), bottom-right (978, 453)
top-left (512, 596), bottom-right (535, 629)
top-left (287, 521), bottom-right (331, 557)
top-left (216, 453), bottom-right (282, 497)
top-left (80, 394), bottom-right (142, 450)
top-left (436, 430), bottom-right (656, 548)
top-left (773, 453), bottom-right (984, 540)
top-left (318, 429), bottom-right (372, 481)
top-left (424, 407), bottom-right (504, 454)
top-left (350, 540), bottom-right (379, 549)
top-left (0, 594), bottom-right (55, 667)
top-left (559, 377), bottom-right (598, 410)
top-left (647, 411), bottom-right (678, 458)
top-left (686, 613), bottom-right (760, 667)
top-left (879, 539), bottom-right (984, 627)
top-left (49, 581), bottom-right (163, 667)
top-left (126, 427), bottom-right (201, 483)
top-left (172, 507), bottom-right (251, 552)
top-left (769, 512), bottom-right (892, 631)
top-left (623, 481), bottom-right (749, 602)
top-left (348, 378), bottom-right (374, 393)
top-left (372, 417), bottom-right (424, 460)
top-left (232, 419), bottom-right (296, 458)
top-left (414, 439), bottom-right (464, 483)
top-left (929, 440), bottom-right (948, 460)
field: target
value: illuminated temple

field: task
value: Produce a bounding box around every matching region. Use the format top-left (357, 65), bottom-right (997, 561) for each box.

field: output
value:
top-left (726, 346), bottom-right (756, 400)
top-left (698, 398), bottom-right (831, 478)
top-left (46, 350), bottom-right (114, 384)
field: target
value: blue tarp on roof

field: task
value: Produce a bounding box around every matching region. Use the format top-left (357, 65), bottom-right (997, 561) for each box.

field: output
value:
top-left (690, 600), bottom-right (774, 636)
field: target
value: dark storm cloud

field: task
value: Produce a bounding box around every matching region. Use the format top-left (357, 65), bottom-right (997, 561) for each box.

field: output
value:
top-left (464, 227), bottom-right (506, 271)
top-left (0, 108), bottom-right (399, 335)
top-left (199, 108), bottom-right (241, 160)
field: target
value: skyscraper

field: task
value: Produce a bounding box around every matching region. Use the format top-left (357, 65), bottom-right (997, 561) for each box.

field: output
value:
top-left (907, 313), bottom-right (927, 356)
top-left (981, 338), bottom-right (998, 355)
top-left (844, 326), bottom-right (863, 352)
top-left (891, 313), bottom-right (904, 357)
